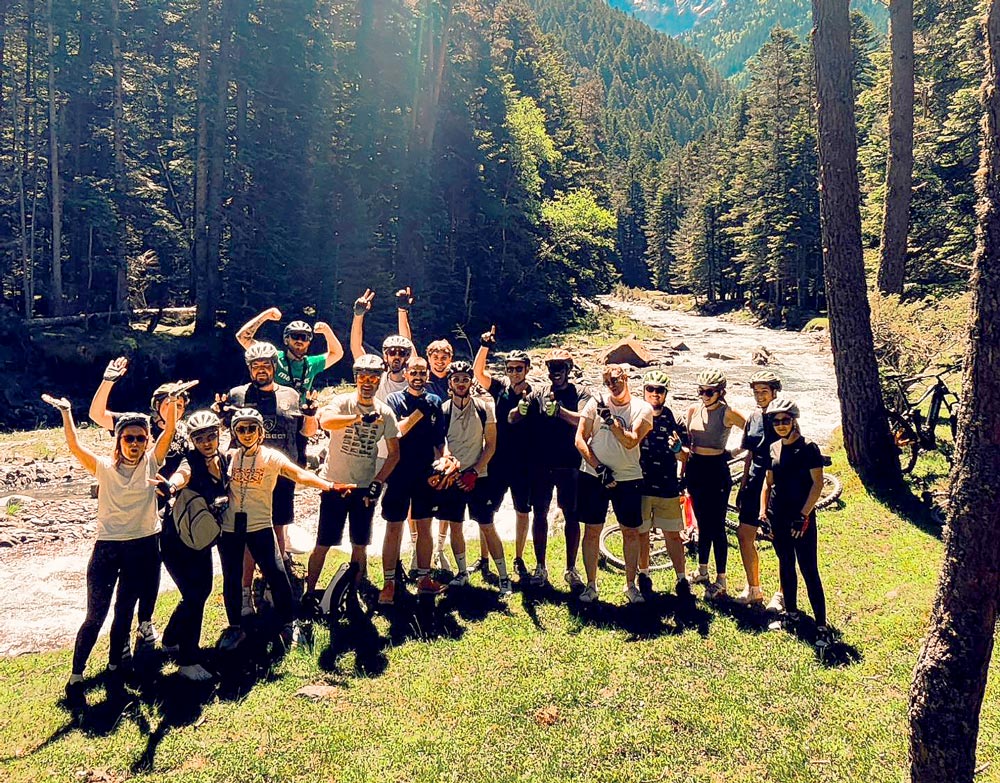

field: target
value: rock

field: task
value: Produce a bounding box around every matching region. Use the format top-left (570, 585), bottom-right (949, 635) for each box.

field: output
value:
top-left (296, 684), bottom-right (345, 701)
top-left (703, 327), bottom-right (729, 334)
top-left (704, 351), bottom-right (739, 361)
top-left (599, 336), bottom-right (653, 368)
top-left (670, 340), bottom-right (689, 352)
top-left (2, 494), bottom-right (35, 508)
top-left (752, 345), bottom-right (776, 366)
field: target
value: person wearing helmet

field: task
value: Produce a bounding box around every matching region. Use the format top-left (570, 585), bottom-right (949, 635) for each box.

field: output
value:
top-left (425, 338), bottom-right (454, 400)
top-left (235, 306), bottom-right (344, 403)
top-left (436, 360), bottom-right (511, 596)
top-left (685, 368), bottom-right (747, 600)
top-left (382, 355), bottom-right (449, 599)
top-left (509, 346), bottom-right (591, 589)
top-left (216, 407), bottom-right (351, 652)
top-left (575, 365), bottom-right (654, 604)
top-left (473, 328), bottom-right (537, 582)
top-left (758, 398), bottom-right (830, 647)
top-left (221, 341), bottom-right (318, 614)
top-left (155, 409), bottom-right (229, 681)
top-left (305, 354), bottom-right (400, 601)
top-left (637, 370), bottom-right (690, 599)
top-left (87, 357), bottom-right (193, 650)
top-left (733, 370), bottom-right (784, 607)
top-left (349, 286), bottom-right (415, 404)
top-left (43, 393), bottom-right (180, 699)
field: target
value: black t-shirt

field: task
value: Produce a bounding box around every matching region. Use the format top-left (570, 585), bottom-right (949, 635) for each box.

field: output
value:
top-left (529, 383), bottom-right (591, 471)
top-left (488, 377), bottom-right (532, 467)
top-left (640, 406), bottom-right (685, 498)
top-left (426, 373), bottom-right (450, 402)
top-left (386, 390), bottom-right (446, 475)
top-left (741, 408), bottom-right (779, 482)
top-left (229, 383), bottom-right (303, 462)
top-left (766, 437), bottom-right (824, 521)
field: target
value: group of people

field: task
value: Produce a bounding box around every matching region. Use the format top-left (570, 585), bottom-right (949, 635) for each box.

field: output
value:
top-left (47, 287), bottom-right (831, 699)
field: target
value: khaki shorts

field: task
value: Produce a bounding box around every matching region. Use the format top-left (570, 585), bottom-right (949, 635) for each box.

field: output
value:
top-left (638, 495), bottom-right (684, 534)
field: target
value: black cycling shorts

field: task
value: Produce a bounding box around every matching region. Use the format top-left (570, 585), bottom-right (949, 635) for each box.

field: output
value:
top-left (737, 473), bottom-right (766, 527)
top-left (531, 467), bottom-right (578, 519)
top-left (317, 490), bottom-right (375, 547)
top-left (435, 478), bottom-right (496, 526)
top-left (490, 463), bottom-right (532, 514)
top-left (272, 475), bottom-right (295, 527)
top-left (382, 471), bottom-right (438, 522)
top-left (577, 472), bottom-right (643, 528)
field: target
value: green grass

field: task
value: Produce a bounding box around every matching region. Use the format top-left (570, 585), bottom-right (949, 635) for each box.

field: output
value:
top-left (2, 448), bottom-right (999, 782)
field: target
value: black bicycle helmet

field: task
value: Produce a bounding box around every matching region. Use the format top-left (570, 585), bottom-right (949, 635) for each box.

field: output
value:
top-left (448, 360), bottom-right (474, 377)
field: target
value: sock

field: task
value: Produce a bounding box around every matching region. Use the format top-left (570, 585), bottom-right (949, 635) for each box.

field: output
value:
top-left (417, 568), bottom-right (429, 578)
top-left (699, 564), bottom-right (709, 576)
top-left (495, 558), bottom-right (508, 579)
top-left (639, 568), bottom-right (650, 576)
top-left (437, 533), bottom-right (447, 550)
top-left (383, 569), bottom-right (395, 583)
top-left (455, 553), bottom-right (468, 574)
top-left (68, 673), bottom-right (84, 684)
top-left (675, 567), bottom-right (686, 580)
top-left (717, 573), bottom-right (727, 588)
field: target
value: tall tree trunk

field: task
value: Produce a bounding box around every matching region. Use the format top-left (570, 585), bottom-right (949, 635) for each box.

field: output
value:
top-left (192, 0), bottom-right (212, 333)
top-left (811, 0), bottom-right (900, 490)
top-left (877, 0), bottom-right (914, 295)
top-left (110, 0), bottom-right (128, 310)
top-left (46, 0), bottom-right (62, 315)
top-left (909, 4), bottom-right (1000, 779)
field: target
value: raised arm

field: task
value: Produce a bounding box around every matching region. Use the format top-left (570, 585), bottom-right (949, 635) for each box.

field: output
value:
top-left (395, 287), bottom-right (414, 342)
top-left (350, 289), bottom-right (374, 360)
top-left (235, 307), bottom-right (282, 350)
top-left (89, 357), bottom-right (128, 430)
top-left (473, 326), bottom-right (496, 389)
top-left (152, 397), bottom-right (180, 465)
top-left (313, 321), bottom-right (345, 369)
top-left (44, 396), bottom-right (98, 476)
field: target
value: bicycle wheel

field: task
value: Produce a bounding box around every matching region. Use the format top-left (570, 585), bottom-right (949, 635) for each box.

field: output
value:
top-left (814, 473), bottom-right (843, 510)
top-left (888, 412), bottom-right (919, 474)
top-left (598, 524), bottom-right (675, 573)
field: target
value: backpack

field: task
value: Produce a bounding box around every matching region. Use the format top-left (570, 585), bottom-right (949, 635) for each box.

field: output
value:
top-left (443, 396), bottom-right (489, 429)
top-left (172, 488), bottom-right (226, 550)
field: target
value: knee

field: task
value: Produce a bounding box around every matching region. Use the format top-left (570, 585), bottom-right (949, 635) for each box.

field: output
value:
top-left (665, 531), bottom-right (683, 543)
top-left (583, 525), bottom-right (601, 541)
top-left (737, 525), bottom-right (756, 545)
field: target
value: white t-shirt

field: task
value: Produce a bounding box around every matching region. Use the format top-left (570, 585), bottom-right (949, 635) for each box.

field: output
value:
top-left (375, 373), bottom-right (409, 404)
top-left (443, 397), bottom-right (497, 477)
top-left (321, 394), bottom-right (399, 486)
top-left (225, 446), bottom-right (295, 533)
top-left (95, 452), bottom-right (164, 541)
top-left (580, 395), bottom-right (654, 482)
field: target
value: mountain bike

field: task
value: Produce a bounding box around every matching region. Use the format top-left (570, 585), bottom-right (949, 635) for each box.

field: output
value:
top-left (885, 366), bottom-right (960, 474)
top-left (724, 455), bottom-right (841, 532)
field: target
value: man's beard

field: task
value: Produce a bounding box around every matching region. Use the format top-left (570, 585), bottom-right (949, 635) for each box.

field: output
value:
top-left (253, 374), bottom-right (272, 388)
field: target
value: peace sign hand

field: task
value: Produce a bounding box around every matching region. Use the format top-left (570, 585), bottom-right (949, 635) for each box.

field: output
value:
top-left (354, 288), bottom-right (375, 317)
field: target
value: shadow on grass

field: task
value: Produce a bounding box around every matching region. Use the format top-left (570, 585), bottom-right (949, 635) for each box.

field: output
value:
top-left (566, 587), bottom-right (715, 640)
top-left (875, 478), bottom-right (948, 540)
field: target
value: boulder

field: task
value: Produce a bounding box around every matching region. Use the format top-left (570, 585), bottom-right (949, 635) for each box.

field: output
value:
top-left (705, 351), bottom-right (739, 361)
top-left (599, 336), bottom-right (653, 368)
top-left (752, 346), bottom-right (776, 365)
top-left (670, 340), bottom-right (689, 352)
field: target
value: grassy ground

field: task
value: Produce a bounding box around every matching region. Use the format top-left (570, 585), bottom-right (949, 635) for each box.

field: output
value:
top-left (2, 447), bottom-right (998, 783)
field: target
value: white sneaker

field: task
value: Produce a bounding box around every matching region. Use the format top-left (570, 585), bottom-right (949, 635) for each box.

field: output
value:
top-left (579, 584), bottom-right (599, 603)
top-left (564, 568), bottom-right (584, 589)
top-left (434, 549), bottom-right (452, 572)
top-left (766, 591), bottom-right (785, 613)
top-left (241, 587), bottom-right (254, 617)
top-left (179, 663), bottom-right (214, 682)
top-left (449, 571), bottom-right (470, 587)
top-left (733, 586), bottom-right (764, 606)
top-left (624, 585), bottom-right (645, 604)
top-left (135, 621), bottom-right (158, 647)
top-left (531, 565), bottom-right (549, 586)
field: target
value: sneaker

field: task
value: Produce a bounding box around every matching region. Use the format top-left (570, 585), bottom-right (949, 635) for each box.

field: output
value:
top-left (449, 571), bottom-right (470, 587)
top-left (733, 586), bottom-right (765, 606)
top-left (815, 625), bottom-right (834, 650)
top-left (178, 663), bottom-right (214, 682)
top-left (579, 585), bottom-right (599, 603)
top-left (690, 570), bottom-right (711, 586)
top-left (564, 568), bottom-right (584, 590)
top-left (218, 626), bottom-right (246, 652)
top-left (241, 587), bottom-right (255, 617)
top-left (277, 623), bottom-right (299, 651)
top-left (418, 575), bottom-right (447, 595)
top-left (766, 591), bottom-right (785, 613)
top-left (768, 610), bottom-right (801, 632)
top-left (513, 557), bottom-right (530, 581)
top-left (498, 578), bottom-right (513, 597)
top-left (475, 557), bottom-right (492, 577)
top-left (530, 565), bottom-right (550, 587)
top-left (135, 621), bottom-right (158, 648)
top-left (434, 549), bottom-right (452, 572)
top-left (637, 572), bottom-right (653, 596)
top-left (705, 581), bottom-right (728, 600)
top-left (378, 581), bottom-right (396, 606)
top-left (624, 585), bottom-right (645, 604)
top-left (675, 576), bottom-right (692, 598)
top-left (261, 587), bottom-right (274, 608)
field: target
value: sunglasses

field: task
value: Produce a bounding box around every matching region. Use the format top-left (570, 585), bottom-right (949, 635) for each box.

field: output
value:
top-left (644, 385), bottom-right (667, 394)
top-left (192, 431), bottom-right (219, 443)
top-left (697, 388), bottom-right (720, 397)
top-left (385, 348), bottom-right (410, 358)
top-left (234, 425), bottom-right (261, 435)
top-left (450, 374), bottom-right (472, 383)
top-left (505, 365), bottom-right (527, 374)
top-left (547, 363), bottom-right (570, 373)
top-left (772, 417), bottom-right (794, 426)
top-left (120, 434), bottom-right (147, 445)
top-left (604, 377), bottom-right (626, 388)
top-left (250, 361), bottom-right (274, 370)
top-left (287, 332), bottom-right (312, 342)
top-left (356, 372), bottom-right (381, 383)
top-left (407, 369), bottom-right (429, 377)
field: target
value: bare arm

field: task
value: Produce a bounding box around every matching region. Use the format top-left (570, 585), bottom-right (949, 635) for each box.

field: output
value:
top-left (472, 422), bottom-right (497, 474)
top-left (396, 287), bottom-right (414, 341)
top-left (279, 460), bottom-right (336, 491)
top-left (396, 407), bottom-right (424, 437)
top-left (49, 401), bottom-right (99, 476)
top-left (725, 406), bottom-right (747, 432)
top-left (89, 356), bottom-right (128, 430)
top-left (801, 467), bottom-right (825, 518)
top-left (759, 470), bottom-right (774, 520)
top-left (313, 321), bottom-right (344, 369)
top-left (473, 345), bottom-right (493, 389)
top-left (152, 398), bottom-right (180, 465)
top-left (375, 437), bottom-right (400, 483)
top-left (319, 406), bottom-right (363, 431)
top-left (235, 307), bottom-right (282, 350)
top-left (300, 413), bottom-right (318, 438)
top-left (350, 289), bottom-right (374, 360)
top-left (609, 415), bottom-right (652, 450)
top-left (575, 415), bottom-right (600, 469)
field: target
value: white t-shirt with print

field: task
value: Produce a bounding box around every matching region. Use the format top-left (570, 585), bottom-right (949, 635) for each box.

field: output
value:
top-left (225, 446), bottom-right (295, 533)
top-left (321, 393), bottom-right (399, 486)
top-left (95, 452), bottom-right (165, 541)
top-left (580, 395), bottom-right (654, 482)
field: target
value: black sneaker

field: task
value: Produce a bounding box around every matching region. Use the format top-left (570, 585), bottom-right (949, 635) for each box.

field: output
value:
top-left (513, 557), bottom-right (530, 581)
top-left (637, 573), bottom-right (654, 597)
top-left (675, 576), bottom-right (692, 599)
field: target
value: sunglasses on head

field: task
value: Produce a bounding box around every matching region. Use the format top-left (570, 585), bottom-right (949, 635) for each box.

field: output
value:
top-left (644, 385), bottom-right (667, 394)
top-left (356, 372), bottom-right (381, 383)
top-left (234, 424), bottom-right (261, 435)
top-left (288, 332), bottom-right (311, 342)
top-left (505, 365), bottom-right (527, 374)
top-left (385, 348), bottom-right (410, 358)
top-left (697, 388), bottom-right (720, 397)
top-left (121, 434), bottom-right (147, 445)
top-left (772, 416), bottom-right (794, 426)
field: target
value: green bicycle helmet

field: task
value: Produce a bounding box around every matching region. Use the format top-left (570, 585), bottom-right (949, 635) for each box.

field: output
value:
top-left (696, 368), bottom-right (727, 389)
top-left (749, 370), bottom-right (782, 391)
top-left (643, 369), bottom-right (670, 389)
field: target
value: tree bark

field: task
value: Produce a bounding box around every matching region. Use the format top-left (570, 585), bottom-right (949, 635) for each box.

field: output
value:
top-left (192, 0), bottom-right (212, 333)
top-left (909, 3), bottom-right (1000, 779)
top-left (877, 0), bottom-right (914, 295)
top-left (110, 0), bottom-right (128, 311)
top-left (811, 0), bottom-right (900, 489)
top-left (46, 0), bottom-right (63, 315)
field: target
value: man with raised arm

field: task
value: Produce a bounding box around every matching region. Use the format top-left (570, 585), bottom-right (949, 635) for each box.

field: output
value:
top-left (350, 287), bottom-right (415, 404)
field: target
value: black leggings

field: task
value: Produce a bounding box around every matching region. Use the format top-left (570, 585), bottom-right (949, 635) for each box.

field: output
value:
top-left (771, 514), bottom-right (826, 625)
top-left (160, 532), bottom-right (214, 666)
top-left (687, 453), bottom-right (731, 574)
top-left (72, 535), bottom-right (160, 675)
top-left (135, 514), bottom-right (165, 624)
top-left (218, 529), bottom-right (293, 628)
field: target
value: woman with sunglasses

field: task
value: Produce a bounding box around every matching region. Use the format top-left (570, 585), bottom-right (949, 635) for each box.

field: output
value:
top-left (156, 410), bottom-right (229, 681)
top-left (43, 394), bottom-right (179, 699)
top-left (758, 398), bottom-right (830, 646)
top-left (217, 408), bottom-right (351, 652)
top-left (685, 368), bottom-right (746, 599)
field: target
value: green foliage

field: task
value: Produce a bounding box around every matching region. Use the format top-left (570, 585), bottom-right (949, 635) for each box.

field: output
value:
top-left (870, 292), bottom-right (971, 376)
